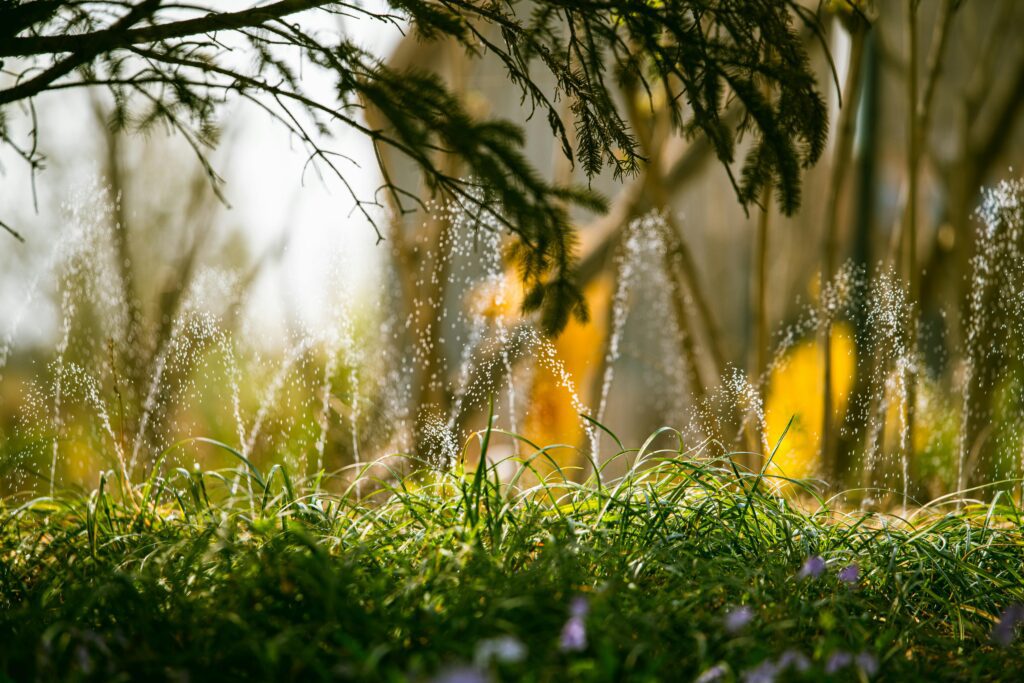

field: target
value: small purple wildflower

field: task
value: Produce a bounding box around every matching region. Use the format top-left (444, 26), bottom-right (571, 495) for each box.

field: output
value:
top-left (855, 651), bottom-right (879, 677)
top-left (824, 651), bottom-right (853, 674)
top-left (797, 555), bottom-right (826, 580)
top-left (559, 616), bottom-right (587, 652)
top-left (431, 665), bottom-right (488, 683)
top-left (741, 660), bottom-right (777, 683)
top-left (776, 650), bottom-right (810, 673)
top-left (838, 563), bottom-right (860, 585)
top-left (559, 598), bottom-right (589, 653)
top-left (694, 663), bottom-right (729, 683)
top-left (992, 604), bottom-right (1024, 647)
top-left (724, 605), bottom-right (755, 634)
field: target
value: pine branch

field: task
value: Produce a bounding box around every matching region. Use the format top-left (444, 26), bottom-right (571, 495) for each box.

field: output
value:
top-left (0, 1), bottom-right (337, 57)
top-left (0, 0), bottom-right (163, 105)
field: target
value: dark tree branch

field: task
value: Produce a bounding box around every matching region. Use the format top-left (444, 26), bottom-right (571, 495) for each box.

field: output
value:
top-left (0, 0), bottom-right (163, 105)
top-left (0, 0), bottom-right (336, 57)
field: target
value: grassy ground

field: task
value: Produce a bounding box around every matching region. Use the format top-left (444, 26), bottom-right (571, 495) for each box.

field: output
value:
top-left (1, 426), bottom-right (1023, 682)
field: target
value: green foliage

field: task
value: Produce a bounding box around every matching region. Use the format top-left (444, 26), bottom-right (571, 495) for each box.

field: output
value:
top-left (0, 1), bottom-right (829, 332)
top-left (1, 427), bottom-right (1022, 681)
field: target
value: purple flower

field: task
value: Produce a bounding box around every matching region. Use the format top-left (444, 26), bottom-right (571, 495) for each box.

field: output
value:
top-left (824, 651), bottom-right (853, 674)
top-left (797, 555), bottom-right (826, 580)
top-left (694, 663), bottom-right (729, 683)
top-left (776, 650), bottom-right (810, 672)
top-left (992, 604), bottom-right (1024, 647)
top-left (741, 660), bottom-right (777, 683)
top-left (559, 596), bottom-right (589, 653)
top-left (855, 651), bottom-right (879, 677)
top-left (838, 563), bottom-right (860, 585)
top-left (724, 605), bottom-right (755, 634)
top-left (559, 616), bottom-right (587, 652)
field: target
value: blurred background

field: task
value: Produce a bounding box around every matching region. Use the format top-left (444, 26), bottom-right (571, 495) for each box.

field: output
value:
top-left (2, 0), bottom-right (1023, 502)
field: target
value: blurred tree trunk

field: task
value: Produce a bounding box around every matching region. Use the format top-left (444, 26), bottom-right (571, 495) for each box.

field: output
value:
top-left (94, 102), bottom-right (143, 388)
top-left (902, 0), bottom-right (919, 506)
top-left (838, 29), bottom-right (879, 492)
top-left (820, 17), bottom-right (866, 486)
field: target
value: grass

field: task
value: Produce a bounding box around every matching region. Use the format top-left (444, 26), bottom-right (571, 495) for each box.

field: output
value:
top-left (1, 420), bottom-right (1023, 682)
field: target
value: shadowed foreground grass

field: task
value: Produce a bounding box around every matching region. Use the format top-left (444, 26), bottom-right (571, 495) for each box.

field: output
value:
top-left (1, 425), bottom-right (1023, 682)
